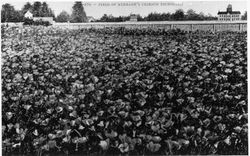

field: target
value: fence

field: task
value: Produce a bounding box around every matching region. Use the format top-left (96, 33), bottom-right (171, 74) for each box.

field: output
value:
top-left (53, 21), bottom-right (247, 32)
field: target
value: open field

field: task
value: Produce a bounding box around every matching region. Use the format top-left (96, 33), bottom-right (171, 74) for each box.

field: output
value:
top-left (1, 26), bottom-right (247, 155)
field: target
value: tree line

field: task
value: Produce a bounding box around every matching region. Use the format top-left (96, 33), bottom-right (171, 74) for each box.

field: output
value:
top-left (97, 9), bottom-right (219, 22)
top-left (97, 10), bottom-right (247, 22)
top-left (1, 2), bottom-right (247, 23)
top-left (1, 1), bottom-right (87, 23)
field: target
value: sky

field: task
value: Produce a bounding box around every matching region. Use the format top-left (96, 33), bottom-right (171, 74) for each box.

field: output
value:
top-left (1, 0), bottom-right (247, 19)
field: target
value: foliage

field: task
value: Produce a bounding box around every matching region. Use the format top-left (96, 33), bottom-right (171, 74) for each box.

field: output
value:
top-left (23, 18), bottom-right (52, 26)
top-left (32, 2), bottom-right (55, 18)
top-left (1, 3), bottom-right (22, 22)
top-left (1, 2), bottom-right (55, 23)
top-left (71, 1), bottom-right (87, 23)
top-left (56, 11), bottom-right (70, 22)
top-left (241, 11), bottom-right (247, 20)
top-left (98, 10), bottom-right (218, 22)
top-left (1, 26), bottom-right (247, 155)
top-left (32, 1), bottom-right (42, 17)
top-left (21, 2), bottom-right (32, 15)
top-left (23, 18), bottom-right (35, 25)
top-left (172, 9), bottom-right (185, 20)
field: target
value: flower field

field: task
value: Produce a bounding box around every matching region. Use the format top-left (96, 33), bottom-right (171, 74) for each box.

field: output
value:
top-left (1, 26), bottom-right (247, 155)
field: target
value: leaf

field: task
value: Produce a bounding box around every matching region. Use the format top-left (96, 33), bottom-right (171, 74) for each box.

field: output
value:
top-left (99, 140), bottom-right (109, 150)
top-left (6, 112), bottom-right (13, 120)
top-left (105, 130), bottom-right (118, 138)
top-left (15, 73), bottom-right (22, 80)
top-left (48, 140), bottom-right (57, 148)
top-left (225, 68), bottom-right (232, 73)
top-left (118, 143), bottom-right (129, 153)
top-left (178, 139), bottom-right (190, 146)
top-left (86, 83), bottom-right (95, 93)
top-left (147, 141), bottom-right (161, 152)
top-left (33, 129), bottom-right (39, 136)
top-left (224, 136), bottom-right (231, 145)
top-left (167, 91), bottom-right (174, 99)
top-left (24, 105), bottom-right (31, 110)
top-left (78, 137), bottom-right (88, 143)
top-left (152, 136), bottom-right (162, 143)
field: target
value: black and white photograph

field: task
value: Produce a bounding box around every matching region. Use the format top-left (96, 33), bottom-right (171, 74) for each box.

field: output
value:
top-left (1, 0), bottom-right (248, 155)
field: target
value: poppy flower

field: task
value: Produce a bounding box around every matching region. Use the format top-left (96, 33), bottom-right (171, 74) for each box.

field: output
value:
top-left (6, 112), bottom-right (13, 120)
top-left (69, 111), bottom-right (78, 118)
top-left (12, 143), bottom-right (21, 148)
top-left (151, 123), bottom-right (160, 132)
top-left (203, 118), bottom-right (211, 128)
top-left (41, 118), bottom-right (49, 126)
top-left (82, 119), bottom-right (94, 126)
top-left (213, 116), bottom-right (222, 123)
top-left (86, 83), bottom-right (95, 93)
top-left (47, 108), bottom-right (53, 114)
top-left (62, 136), bottom-right (71, 143)
top-left (78, 137), bottom-right (88, 143)
top-left (67, 105), bottom-right (74, 111)
top-left (105, 130), bottom-right (118, 138)
top-left (152, 136), bottom-right (162, 143)
top-left (118, 142), bottom-right (129, 153)
top-left (55, 106), bottom-right (63, 113)
top-left (99, 140), bottom-right (109, 150)
top-left (48, 133), bottom-right (56, 140)
top-left (225, 68), bottom-right (232, 73)
top-left (48, 140), bottom-right (57, 149)
top-left (224, 136), bottom-right (231, 145)
top-left (146, 141), bottom-right (161, 152)
top-left (124, 121), bottom-right (132, 127)
top-left (234, 126), bottom-right (242, 133)
top-left (178, 139), bottom-right (190, 147)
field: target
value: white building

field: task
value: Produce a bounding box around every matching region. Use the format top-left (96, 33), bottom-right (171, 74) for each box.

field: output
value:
top-left (24, 10), bottom-right (54, 24)
top-left (24, 10), bottom-right (33, 19)
top-left (87, 16), bottom-right (95, 22)
top-left (218, 4), bottom-right (241, 21)
top-left (129, 14), bottom-right (138, 22)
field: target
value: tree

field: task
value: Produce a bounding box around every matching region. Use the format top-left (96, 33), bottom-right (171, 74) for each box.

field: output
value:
top-left (41, 2), bottom-right (49, 17)
top-left (71, 2), bottom-right (87, 23)
top-left (137, 15), bottom-right (144, 21)
top-left (1, 3), bottom-right (20, 22)
top-left (100, 14), bottom-right (109, 22)
top-left (56, 11), bottom-right (70, 22)
top-left (198, 12), bottom-right (205, 20)
top-left (161, 13), bottom-right (171, 21)
top-left (242, 11), bottom-right (247, 20)
top-left (146, 12), bottom-right (162, 21)
top-left (21, 2), bottom-right (32, 14)
top-left (172, 9), bottom-right (184, 20)
top-left (32, 1), bottom-right (42, 17)
top-left (186, 9), bottom-right (198, 20)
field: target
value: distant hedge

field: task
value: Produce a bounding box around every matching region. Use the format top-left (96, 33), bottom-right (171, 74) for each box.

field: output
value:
top-left (23, 18), bottom-right (52, 26)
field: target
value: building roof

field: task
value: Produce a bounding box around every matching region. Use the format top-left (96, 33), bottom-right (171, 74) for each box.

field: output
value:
top-left (25, 10), bottom-right (33, 16)
top-left (218, 11), bottom-right (241, 15)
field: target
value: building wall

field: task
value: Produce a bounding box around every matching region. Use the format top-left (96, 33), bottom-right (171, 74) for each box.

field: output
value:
top-left (130, 16), bottom-right (138, 22)
top-left (24, 13), bottom-right (33, 19)
top-left (218, 14), bottom-right (240, 21)
top-left (33, 17), bottom-right (54, 24)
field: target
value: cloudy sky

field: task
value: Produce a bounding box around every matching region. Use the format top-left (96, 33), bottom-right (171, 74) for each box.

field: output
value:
top-left (2, 0), bottom-right (247, 19)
